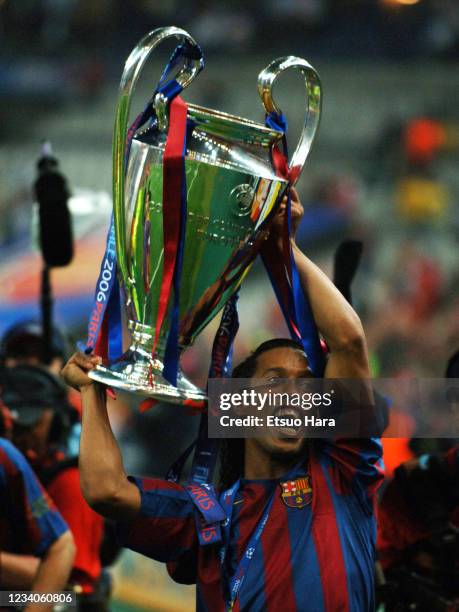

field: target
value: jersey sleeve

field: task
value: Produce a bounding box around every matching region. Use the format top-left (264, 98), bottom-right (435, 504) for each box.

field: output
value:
top-left (47, 467), bottom-right (104, 592)
top-left (315, 437), bottom-right (385, 499)
top-left (116, 477), bottom-right (198, 563)
top-left (0, 439), bottom-right (69, 557)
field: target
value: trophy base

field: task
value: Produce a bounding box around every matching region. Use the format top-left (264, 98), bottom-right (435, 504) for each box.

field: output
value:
top-left (88, 346), bottom-right (207, 405)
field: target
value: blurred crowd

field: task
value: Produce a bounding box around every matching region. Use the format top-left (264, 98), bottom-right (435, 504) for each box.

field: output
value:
top-left (1, 1), bottom-right (459, 610)
top-left (1, 0), bottom-right (459, 59)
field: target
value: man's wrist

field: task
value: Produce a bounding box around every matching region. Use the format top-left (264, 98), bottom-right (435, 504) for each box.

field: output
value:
top-left (80, 383), bottom-right (94, 394)
top-left (80, 382), bottom-right (104, 400)
top-left (80, 383), bottom-right (108, 414)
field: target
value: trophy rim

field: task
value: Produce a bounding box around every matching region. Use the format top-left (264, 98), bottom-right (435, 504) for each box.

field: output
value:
top-left (187, 102), bottom-right (284, 141)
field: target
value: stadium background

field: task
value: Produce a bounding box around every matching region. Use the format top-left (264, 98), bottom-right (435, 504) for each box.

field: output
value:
top-left (1, 0), bottom-right (458, 609)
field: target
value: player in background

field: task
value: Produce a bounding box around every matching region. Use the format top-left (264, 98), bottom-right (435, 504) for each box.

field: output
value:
top-left (0, 321), bottom-right (68, 376)
top-left (0, 402), bottom-right (74, 611)
top-left (0, 365), bottom-right (106, 611)
top-left (0, 321), bottom-right (82, 456)
top-left (376, 446), bottom-right (458, 610)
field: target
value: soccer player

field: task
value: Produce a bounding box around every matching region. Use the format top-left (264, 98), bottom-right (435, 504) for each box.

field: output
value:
top-left (0, 436), bottom-right (75, 611)
top-left (0, 320), bottom-right (68, 376)
top-left (62, 188), bottom-right (384, 611)
top-left (377, 446), bottom-right (458, 608)
top-left (0, 365), bottom-right (106, 610)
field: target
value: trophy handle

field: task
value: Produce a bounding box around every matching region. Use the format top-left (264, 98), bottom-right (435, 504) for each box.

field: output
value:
top-left (257, 56), bottom-right (322, 184)
top-left (113, 27), bottom-right (203, 299)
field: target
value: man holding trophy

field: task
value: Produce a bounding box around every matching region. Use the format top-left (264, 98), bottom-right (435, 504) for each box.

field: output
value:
top-left (62, 27), bottom-right (384, 611)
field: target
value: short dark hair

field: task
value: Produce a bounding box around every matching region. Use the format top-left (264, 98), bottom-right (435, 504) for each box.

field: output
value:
top-left (218, 338), bottom-right (306, 490)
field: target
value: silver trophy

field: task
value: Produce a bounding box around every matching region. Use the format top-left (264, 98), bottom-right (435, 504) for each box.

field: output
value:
top-left (88, 26), bottom-right (321, 403)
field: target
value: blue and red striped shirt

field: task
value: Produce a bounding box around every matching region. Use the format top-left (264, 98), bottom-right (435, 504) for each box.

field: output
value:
top-left (118, 438), bottom-right (384, 611)
top-left (0, 438), bottom-right (68, 559)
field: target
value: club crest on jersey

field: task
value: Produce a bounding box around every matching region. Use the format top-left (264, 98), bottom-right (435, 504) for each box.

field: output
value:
top-left (280, 476), bottom-right (312, 508)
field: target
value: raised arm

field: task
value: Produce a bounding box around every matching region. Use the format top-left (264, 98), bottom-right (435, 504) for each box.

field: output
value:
top-left (61, 353), bottom-right (140, 521)
top-left (269, 188), bottom-right (369, 379)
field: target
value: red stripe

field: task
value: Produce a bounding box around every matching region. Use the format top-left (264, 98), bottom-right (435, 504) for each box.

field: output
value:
top-left (327, 440), bottom-right (363, 494)
top-left (271, 145), bottom-right (289, 179)
top-left (261, 496), bottom-right (297, 612)
top-left (311, 455), bottom-right (350, 612)
top-left (197, 547), bottom-right (226, 612)
top-left (140, 477), bottom-right (185, 493)
top-left (151, 96), bottom-right (188, 359)
top-left (236, 488), bottom-right (261, 561)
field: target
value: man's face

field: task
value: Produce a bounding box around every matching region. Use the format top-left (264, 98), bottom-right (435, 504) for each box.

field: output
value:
top-left (248, 346), bottom-right (313, 459)
top-left (13, 409), bottom-right (54, 461)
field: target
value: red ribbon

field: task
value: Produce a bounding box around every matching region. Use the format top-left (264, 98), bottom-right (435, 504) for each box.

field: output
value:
top-left (140, 397), bottom-right (205, 414)
top-left (271, 144), bottom-right (300, 184)
top-left (150, 96), bottom-right (188, 370)
top-left (94, 309), bottom-right (109, 359)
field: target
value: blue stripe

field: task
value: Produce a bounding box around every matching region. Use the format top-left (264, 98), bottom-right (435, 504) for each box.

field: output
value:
top-left (286, 501), bottom-right (325, 612)
top-left (239, 537), bottom-right (267, 611)
top-left (0, 440), bottom-right (68, 556)
top-left (130, 477), bottom-right (195, 520)
top-left (319, 438), bottom-right (383, 505)
top-left (141, 491), bottom-right (194, 521)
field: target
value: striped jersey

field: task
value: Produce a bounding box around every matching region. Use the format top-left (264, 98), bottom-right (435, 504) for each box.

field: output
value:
top-left (118, 438), bottom-right (384, 611)
top-left (0, 438), bottom-right (68, 559)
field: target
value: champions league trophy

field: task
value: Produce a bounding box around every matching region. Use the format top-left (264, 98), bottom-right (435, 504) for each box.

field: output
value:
top-left (88, 26), bottom-right (321, 403)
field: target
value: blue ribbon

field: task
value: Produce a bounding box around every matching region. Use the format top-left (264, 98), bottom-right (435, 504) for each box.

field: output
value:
top-left (106, 274), bottom-right (122, 359)
top-left (184, 482), bottom-right (226, 546)
top-left (220, 479), bottom-right (275, 610)
top-left (284, 185), bottom-right (324, 375)
top-left (263, 112), bottom-right (325, 377)
top-left (80, 217), bottom-right (122, 360)
top-left (265, 111), bottom-right (288, 138)
top-left (166, 296), bottom-right (239, 545)
top-left (166, 295), bottom-right (239, 484)
top-left (189, 294), bottom-right (239, 483)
